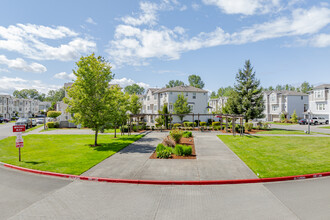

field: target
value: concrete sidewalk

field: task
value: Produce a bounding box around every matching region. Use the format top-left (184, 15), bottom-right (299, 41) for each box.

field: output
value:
top-left (83, 132), bottom-right (257, 180)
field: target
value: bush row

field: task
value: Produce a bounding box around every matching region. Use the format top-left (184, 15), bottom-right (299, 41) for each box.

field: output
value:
top-left (156, 143), bottom-right (192, 159)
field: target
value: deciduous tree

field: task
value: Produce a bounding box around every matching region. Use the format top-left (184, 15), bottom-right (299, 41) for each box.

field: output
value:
top-left (166, 80), bottom-right (185, 88)
top-left (124, 84), bottom-right (145, 95)
top-left (188, 74), bottom-right (204, 89)
top-left (173, 93), bottom-right (191, 122)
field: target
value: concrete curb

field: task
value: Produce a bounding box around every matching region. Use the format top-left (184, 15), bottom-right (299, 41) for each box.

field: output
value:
top-left (1, 162), bottom-right (330, 185)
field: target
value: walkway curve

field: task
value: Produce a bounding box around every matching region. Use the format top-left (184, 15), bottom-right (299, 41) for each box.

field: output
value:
top-left (2, 162), bottom-right (330, 185)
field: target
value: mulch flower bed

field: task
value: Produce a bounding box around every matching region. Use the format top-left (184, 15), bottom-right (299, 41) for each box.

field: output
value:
top-left (149, 136), bottom-right (196, 159)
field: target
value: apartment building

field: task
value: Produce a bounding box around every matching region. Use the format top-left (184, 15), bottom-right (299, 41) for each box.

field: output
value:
top-left (208, 97), bottom-right (228, 113)
top-left (141, 85), bottom-right (209, 123)
top-left (0, 95), bottom-right (46, 119)
top-left (307, 84), bottom-right (330, 120)
top-left (263, 91), bottom-right (308, 121)
top-left (56, 82), bottom-right (75, 127)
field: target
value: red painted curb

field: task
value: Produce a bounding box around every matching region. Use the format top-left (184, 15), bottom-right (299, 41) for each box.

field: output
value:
top-left (2, 162), bottom-right (330, 185)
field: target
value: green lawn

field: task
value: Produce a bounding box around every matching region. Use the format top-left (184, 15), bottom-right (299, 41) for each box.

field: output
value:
top-left (269, 122), bottom-right (297, 126)
top-left (218, 135), bottom-right (330, 178)
top-left (25, 124), bottom-right (43, 133)
top-left (40, 128), bottom-right (118, 133)
top-left (256, 128), bottom-right (313, 135)
top-left (320, 126), bottom-right (330, 129)
top-left (0, 134), bottom-right (143, 175)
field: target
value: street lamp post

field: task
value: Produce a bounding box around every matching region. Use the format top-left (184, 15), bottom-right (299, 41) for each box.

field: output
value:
top-left (43, 109), bottom-right (46, 130)
top-left (307, 109), bottom-right (312, 134)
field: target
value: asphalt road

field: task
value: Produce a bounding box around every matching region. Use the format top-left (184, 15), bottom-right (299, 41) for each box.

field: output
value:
top-left (0, 122), bottom-right (15, 140)
top-left (2, 165), bottom-right (330, 219)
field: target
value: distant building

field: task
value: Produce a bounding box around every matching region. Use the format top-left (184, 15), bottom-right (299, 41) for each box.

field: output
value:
top-left (0, 94), bottom-right (48, 119)
top-left (263, 91), bottom-right (308, 121)
top-left (56, 82), bottom-right (75, 127)
top-left (307, 84), bottom-right (330, 120)
top-left (140, 85), bottom-right (209, 123)
top-left (208, 97), bottom-right (228, 113)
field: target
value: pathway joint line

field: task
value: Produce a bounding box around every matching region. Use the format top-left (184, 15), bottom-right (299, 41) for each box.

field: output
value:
top-left (3, 162), bottom-right (330, 185)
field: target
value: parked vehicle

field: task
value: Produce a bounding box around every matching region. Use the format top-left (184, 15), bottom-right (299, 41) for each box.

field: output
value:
top-left (31, 119), bottom-right (37, 127)
top-left (298, 119), bottom-right (307, 125)
top-left (310, 117), bottom-right (328, 125)
top-left (36, 118), bottom-right (44, 124)
top-left (15, 118), bottom-right (32, 129)
top-left (11, 116), bottom-right (19, 121)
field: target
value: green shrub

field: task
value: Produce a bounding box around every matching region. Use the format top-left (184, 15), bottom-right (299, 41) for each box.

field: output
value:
top-left (256, 125), bottom-right (261, 130)
top-left (173, 123), bottom-right (181, 128)
top-left (174, 144), bottom-right (192, 156)
top-left (47, 111), bottom-right (61, 119)
top-left (46, 122), bottom-right (55, 128)
top-left (132, 125), bottom-right (137, 132)
top-left (200, 122), bottom-right (207, 126)
top-left (156, 143), bottom-right (166, 153)
top-left (121, 126), bottom-right (129, 132)
top-left (157, 148), bottom-right (172, 159)
top-left (207, 118), bottom-right (214, 125)
top-left (235, 124), bottom-right (244, 133)
top-left (183, 122), bottom-right (189, 127)
top-left (244, 123), bottom-right (253, 132)
top-left (262, 122), bottom-right (269, 130)
top-left (212, 122), bottom-right (221, 127)
top-left (155, 123), bottom-right (161, 128)
top-left (182, 131), bottom-right (192, 138)
top-left (213, 126), bottom-right (221, 131)
top-left (54, 122), bottom-right (60, 128)
top-left (170, 129), bottom-right (183, 143)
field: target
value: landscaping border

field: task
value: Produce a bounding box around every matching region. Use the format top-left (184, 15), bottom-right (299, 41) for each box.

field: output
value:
top-left (1, 162), bottom-right (330, 185)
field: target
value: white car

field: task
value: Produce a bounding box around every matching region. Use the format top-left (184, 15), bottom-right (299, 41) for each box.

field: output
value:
top-left (310, 117), bottom-right (329, 125)
top-left (36, 118), bottom-right (44, 124)
top-left (31, 119), bottom-right (37, 127)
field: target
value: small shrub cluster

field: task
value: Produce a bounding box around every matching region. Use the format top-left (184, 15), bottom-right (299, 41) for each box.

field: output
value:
top-left (244, 123), bottom-right (253, 132)
top-left (174, 144), bottom-right (192, 156)
top-left (170, 129), bottom-right (183, 143)
top-left (182, 131), bottom-right (192, 138)
top-left (212, 122), bottom-right (221, 127)
top-left (46, 122), bottom-right (59, 128)
top-left (200, 122), bottom-right (207, 126)
top-left (156, 144), bottom-right (173, 159)
top-left (173, 123), bottom-right (181, 128)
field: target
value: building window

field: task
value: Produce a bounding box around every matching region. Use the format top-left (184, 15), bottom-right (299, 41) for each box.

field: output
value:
top-left (147, 96), bottom-right (150, 101)
top-left (186, 92), bottom-right (188, 96)
top-left (147, 106), bottom-right (150, 110)
top-left (317, 103), bottom-right (326, 111)
top-left (315, 90), bottom-right (324, 98)
top-left (154, 105), bottom-right (157, 111)
top-left (154, 94), bottom-right (157, 99)
top-left (188, 104), bottom-right (194, 111)
top-left (271, 94), bottom-right (275, 102)
top-left (301, 96), bottom-right (303, 100)
top-left (169, 104), bottom-right (173, 110)
top-left (272, 105), bottom-right (278, 111)
top-left (193, 93), bottom-right (196, 99)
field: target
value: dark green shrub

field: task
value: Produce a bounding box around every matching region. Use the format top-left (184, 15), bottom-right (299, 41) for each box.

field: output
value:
top-left (207, 118), bottom-right (214, 125)
top-left (200, 122), bottom-right (207, 126)
top-left (235, 124), bottom-right (244, 133)
top-left (46, 122), bottom-right (54, 128)
top-left (156, 143), bottom-right (166, 153)
top-left (121, 126), bottom-right (129, 132)
top-left (212, 122), bottom-right (221, 127)
top-left (213, 126), bottom-right (221, 130)
top-left (170, 129), bottom-right (183, 143)
top-left (174, 144), bottom-right (192, 156)
top-left (132, 125), bottom-right (137, 132)
top-left (182, 131), bottom-right (192, 138)
top-left (54, 122), bottom-right (59, 128)
top-left (157, 148), bottom-right (172, 158)
top-left (194, 120), bottom-right (200, 125)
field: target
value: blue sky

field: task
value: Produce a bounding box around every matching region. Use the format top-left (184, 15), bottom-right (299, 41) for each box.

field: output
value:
top-left (1, 0), bottom-right (330, 95)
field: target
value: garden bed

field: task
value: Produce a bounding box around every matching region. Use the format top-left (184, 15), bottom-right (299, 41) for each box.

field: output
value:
top-left (149, 136), bottom-right (196, 159)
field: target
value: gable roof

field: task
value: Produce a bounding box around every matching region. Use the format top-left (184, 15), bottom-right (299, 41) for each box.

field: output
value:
top-left (154, 85), bottom-right (208, 94)
top-left (313, 84), bottom-right (330, 89)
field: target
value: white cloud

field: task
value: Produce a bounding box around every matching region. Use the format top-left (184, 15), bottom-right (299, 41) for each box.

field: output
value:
top-left (0, 23), bottom-right (96, 61)
top-left (0, 68), bottom-right (9, 72)
top-left (202, 0), bottom-right (281, 15)
top-left (111, 77), bottom-right (150, 88)
top-left (0, 76), bottom-right (60, 94)
top-left (192, 3), bottom-right (200, 10)
top-left (53, 72), bottom-right (76, 80)
top-left (107, 6), bottom-right (330, 66)
top-left (0, 55), bottom-right (46, 73)
top-left (86, 17), bottom-right (97, 25)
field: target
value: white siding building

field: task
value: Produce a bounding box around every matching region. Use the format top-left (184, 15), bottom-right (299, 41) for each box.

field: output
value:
top-left (209, 97), bottom-right (228, 113)
top-left (56, 82), bottom-right (75, 127)
top-left (307, 84), bottom-right (330, 120)
top-left (0, 95), bottom-right (45, 119)
top-left (263, 91), bottom-right (308, 121)
top-left (141, 86), bottom-right (209, 123)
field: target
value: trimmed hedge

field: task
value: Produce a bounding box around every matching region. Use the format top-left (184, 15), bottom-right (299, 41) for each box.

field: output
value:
top-left (200, 122), bottom-right (207, 126)
top-left (174, 144), bottom-right (192, 156)
top-left (182, 131), bottom-right (192, 138)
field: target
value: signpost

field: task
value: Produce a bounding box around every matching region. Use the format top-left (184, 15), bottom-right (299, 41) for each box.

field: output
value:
top-left (13, 125), bottom-right (25, 161)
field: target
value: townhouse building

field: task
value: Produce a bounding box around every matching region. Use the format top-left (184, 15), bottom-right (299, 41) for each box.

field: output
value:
top-left (0, 95), bottom-right (46, 119)
top-left (56, 82), bottom-right (75, 127)
top-left (141, 85), bottom-right (209, 123)
top-left (263, 90), bottom-right (308, 121)
top-left (307, 84), bottom-right (330, 120)
top-left (208, 97), bottom-right (228, 113)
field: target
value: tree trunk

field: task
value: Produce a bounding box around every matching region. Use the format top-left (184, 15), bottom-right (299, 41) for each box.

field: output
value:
top-left (114, 126), bottom-right (117, 138)
top-left (94, 130), bottom-right (98, 146)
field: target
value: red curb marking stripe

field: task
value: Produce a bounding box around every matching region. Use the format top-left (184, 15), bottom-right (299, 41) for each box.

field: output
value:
top-left (3, 163), bottom-right (330, 185)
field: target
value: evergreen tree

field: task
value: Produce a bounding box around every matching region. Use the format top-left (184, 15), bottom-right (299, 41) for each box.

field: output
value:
top-left (224, 60), bottom-right (264, 122)
top-left (290, 110), bottom-right (298, 123)
top-left (173, 93), bottom-right (191, 122)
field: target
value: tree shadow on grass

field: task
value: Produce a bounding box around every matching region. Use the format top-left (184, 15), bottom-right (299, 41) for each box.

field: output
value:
top-left (246, 135), bottom-right (260, 138)
top-left (23, 161), bottom-right (45, 165)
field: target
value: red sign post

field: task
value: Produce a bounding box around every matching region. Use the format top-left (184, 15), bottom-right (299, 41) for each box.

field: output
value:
top-left (13, 125), bottom-right (26, 132)
top-left (13, 125), bottom-right (25, 161)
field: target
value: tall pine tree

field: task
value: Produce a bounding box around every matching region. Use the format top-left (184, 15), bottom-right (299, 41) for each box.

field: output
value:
top-left (224, 60), bottom-right (264, 122)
